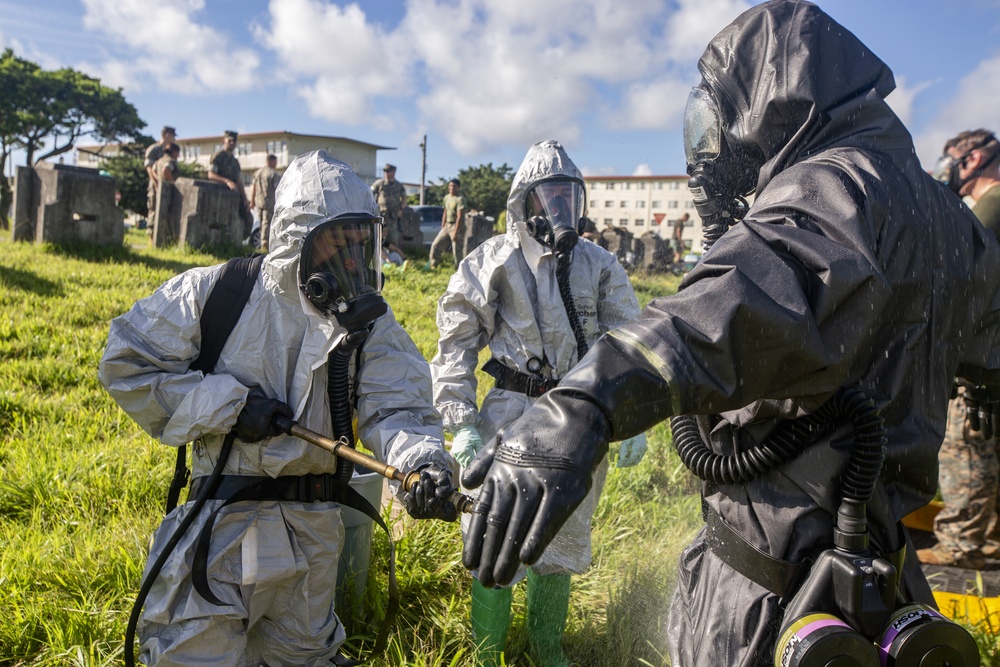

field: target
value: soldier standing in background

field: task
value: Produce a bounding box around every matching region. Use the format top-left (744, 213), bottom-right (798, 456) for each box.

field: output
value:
top-left (371, 163), bottom-right (408, 248)
top-left (430, 178), bottom-right (466, 269)
top-left (250, 154), bottom-right (281, 253)
top-left (919, 129), bottom-right (1000, 569)
top-left (144, 126), bottom-right (176, 234)
top-left (207, 130), bottom-right (253, 236)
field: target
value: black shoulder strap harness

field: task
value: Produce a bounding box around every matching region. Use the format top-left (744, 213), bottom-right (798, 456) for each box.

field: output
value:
top-left (164, 254), bottom-right (265, 513)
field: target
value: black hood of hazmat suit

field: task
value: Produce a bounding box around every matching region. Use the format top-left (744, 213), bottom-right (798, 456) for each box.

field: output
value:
top-left (547, 1), bottom-right (1000, 664)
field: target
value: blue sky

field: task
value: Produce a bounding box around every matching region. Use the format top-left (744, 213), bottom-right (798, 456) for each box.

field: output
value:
top-left (2, 0), bottom-right (999, 183)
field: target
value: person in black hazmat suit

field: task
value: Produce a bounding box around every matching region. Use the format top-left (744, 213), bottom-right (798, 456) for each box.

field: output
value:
top-left (459, 1), bottom-right (1000, 665)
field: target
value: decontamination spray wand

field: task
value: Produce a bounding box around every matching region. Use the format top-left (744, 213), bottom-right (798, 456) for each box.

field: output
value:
top-left (273, 415), bottom-right (475, 514)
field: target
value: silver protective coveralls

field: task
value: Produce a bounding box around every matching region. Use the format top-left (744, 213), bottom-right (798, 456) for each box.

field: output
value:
top-left (99, 150), bottom-right (452, 667)
top-left (432, 140), bottom-right (640, 576)
top-left (552, 2), bottom-right (1000, 664)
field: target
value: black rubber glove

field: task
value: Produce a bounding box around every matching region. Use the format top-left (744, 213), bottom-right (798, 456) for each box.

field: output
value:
top-left (461, 389), bottom-right (611, 587)
top-left (232, 390), bottom-right (294, 442)
top-left (403, 465), bottom-right (459, 522)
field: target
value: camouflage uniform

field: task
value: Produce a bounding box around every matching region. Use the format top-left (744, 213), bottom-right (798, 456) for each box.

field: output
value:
top-left (931, 388), bottom-right (1000, 564)
top-left (430, 193), bottom-right (467, 268)
top-left (371, 177), bottom-right (408, 246)
top-left (144, 142), bottom-right (165, 218)
top-left (251, 165), bottom-right (281, 251)
top-left (209, 149), bottom-right (251, 235)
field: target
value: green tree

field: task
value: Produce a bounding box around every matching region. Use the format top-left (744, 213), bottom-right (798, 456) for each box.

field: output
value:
top-left (0, 49), bottom-right (145, 227)
top-left (455, 162), bottom-right (514, 219)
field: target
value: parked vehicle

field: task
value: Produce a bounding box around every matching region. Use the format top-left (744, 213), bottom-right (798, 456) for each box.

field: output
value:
top-left (411, 205), bottom-right (444, 246)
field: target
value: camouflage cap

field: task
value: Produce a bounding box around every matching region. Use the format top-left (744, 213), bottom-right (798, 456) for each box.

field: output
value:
top-left (383, 163), bottom-right (396, 172)
top-left (162, 125), bottom-right (177, 136)
top-left (224, 130), bottom-right (238, 140)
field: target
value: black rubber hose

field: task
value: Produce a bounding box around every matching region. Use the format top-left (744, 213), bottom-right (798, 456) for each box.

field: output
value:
top-left (328, 328), bottom-right (370, 481)
top-left (124, 433), bottom-right (235, 667)
top-left (669, 387), bottom-right (884, 498)
top-left (555, 254), bottom-right (589, 360)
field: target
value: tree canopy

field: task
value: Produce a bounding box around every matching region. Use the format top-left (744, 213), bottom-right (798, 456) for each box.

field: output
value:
top-left (0, 49), bottom-right (145, 227)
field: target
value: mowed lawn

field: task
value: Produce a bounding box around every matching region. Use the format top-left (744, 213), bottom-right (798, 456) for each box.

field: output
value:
top-left (0, 228), bottom-right (995, 666)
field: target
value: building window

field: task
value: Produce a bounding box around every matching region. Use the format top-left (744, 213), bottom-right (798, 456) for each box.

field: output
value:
top-left (624, 182), bottom-right (631, 190)
top-left (265, 140), bottom-right (287, 156)
top-left (214, 144), bottom-right (222, 154)
top-left (668, 181), bottom-right (680, 190)
top-left (635, 219), bottom-right (645, 226)
top-left (656, 182), bottom-right (664, 190)
top-left (604, 200), bottom-right (613, 208)
top-left (668, 201), bottom-right (679, 209)
top-left (638, 182), bottom-right (646, 190)
top-left (651, 200), bottom-right (661, 208)
top-left (636, 201), bottom-right (646, 208)
top-left (620, 218), bottom-right (629, 226)
top-left (237, 141), bottom-right (252, 156)
top-left (620, 201), bottom-right (627, 208)
top-left (685, 201), bottom-right (696, 209)
top-left (604, 218), bottom-right (613, 225)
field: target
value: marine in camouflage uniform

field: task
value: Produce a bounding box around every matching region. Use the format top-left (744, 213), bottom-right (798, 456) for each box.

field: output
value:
top-left (921, 129), bottom-right (1000, 569)
top-left (250, 155), bottom-right (281, 253)
top-left (144, 126), bottom-right (175, 226)
top-left (371, 164), bottom-right (408, 246)
top-left (208, 130), bottom-right (252, 236)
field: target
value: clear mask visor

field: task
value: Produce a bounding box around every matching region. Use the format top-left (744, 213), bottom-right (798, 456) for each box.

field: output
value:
top-left (300, 216), bottom-right (383, 304)
top-left (526, 180), bottom-right (585, 232)
top-left (683, 87), bottom-right (722, 166)
top-left (932, 154), bottom-right (958, 185)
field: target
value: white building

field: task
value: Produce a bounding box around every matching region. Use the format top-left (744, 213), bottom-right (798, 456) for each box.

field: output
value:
top-left (77, 130), bottom-right (393, 188)
top-left (584, 175), bottom-right (703, 250)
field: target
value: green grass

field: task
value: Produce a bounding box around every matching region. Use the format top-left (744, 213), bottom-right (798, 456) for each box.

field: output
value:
top-left (0, 230), bottom-right (996, 666)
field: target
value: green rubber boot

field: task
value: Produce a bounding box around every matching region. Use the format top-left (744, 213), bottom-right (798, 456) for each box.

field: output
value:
top-left (471, 578), bottom-right (513, 667)
top-left (525, 569), bottom-right (571, 667)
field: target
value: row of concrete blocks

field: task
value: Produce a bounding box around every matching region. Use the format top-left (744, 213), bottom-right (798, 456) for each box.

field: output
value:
top-left (10, 163), bottom-right (496, 256)
top-left (599, 226), bottom-right (681, 274)
top-left (10, 162), bottom-right (253, 249)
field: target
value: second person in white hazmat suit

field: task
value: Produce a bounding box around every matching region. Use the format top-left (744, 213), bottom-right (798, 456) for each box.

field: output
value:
top-left (430, 140), bottom-right (645, 666)
top-left (99, 150), bottom-right (458, 667)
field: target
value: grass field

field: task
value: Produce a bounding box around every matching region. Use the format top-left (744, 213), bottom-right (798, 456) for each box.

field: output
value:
top-left (0, 228), bottom-right (997, 666)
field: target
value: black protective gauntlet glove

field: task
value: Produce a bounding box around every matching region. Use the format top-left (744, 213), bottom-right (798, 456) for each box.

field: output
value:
top-left (403, 465), bottom-right (459, 522)
top-left (232, 390), bottom-right (294, 442)
top-left (461, 389), bottom-right (611, 587)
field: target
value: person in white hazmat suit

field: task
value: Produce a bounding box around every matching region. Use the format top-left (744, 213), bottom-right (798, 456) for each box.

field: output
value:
top-left (430, 140), bottom-right (645, 667)
top-left (98, 150), bottom-right (459, 667)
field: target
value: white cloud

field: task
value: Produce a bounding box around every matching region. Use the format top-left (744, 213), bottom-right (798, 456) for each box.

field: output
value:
top-left (79, 0), bottom-right (260, 93)
top-left (258, 0), bottom-right (408, 127)
top-left (254, 0), bottom-right (750, 155)
top-left (661, 0), bottom-right (753, 63)
top-left (913, 53), bottom-right (1000, 169)
top-left (617, 77), bottom-right (691, 130)
top-left (632, 163), bottom-right (653, 176)
top-left (885, 75), bottom-right (932, 129)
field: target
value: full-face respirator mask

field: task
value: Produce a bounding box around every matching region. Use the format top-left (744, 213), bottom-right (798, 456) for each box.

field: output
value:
top-left (299, 215), bottom-right (387, 332)
top-left (683, 85), bottom-right (756, 253)
top-left (932, 133), bottom-right (999, 196)
top-left (523, 178), bottom-right (586, 260)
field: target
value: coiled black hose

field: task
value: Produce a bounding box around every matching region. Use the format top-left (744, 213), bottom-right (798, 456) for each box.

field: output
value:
top-left (669, 388), bottom-right (886, 503)
top-left (555, 253), bottom-right (589, 359)
top-left (328, 328), bottom-right (370, 481)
